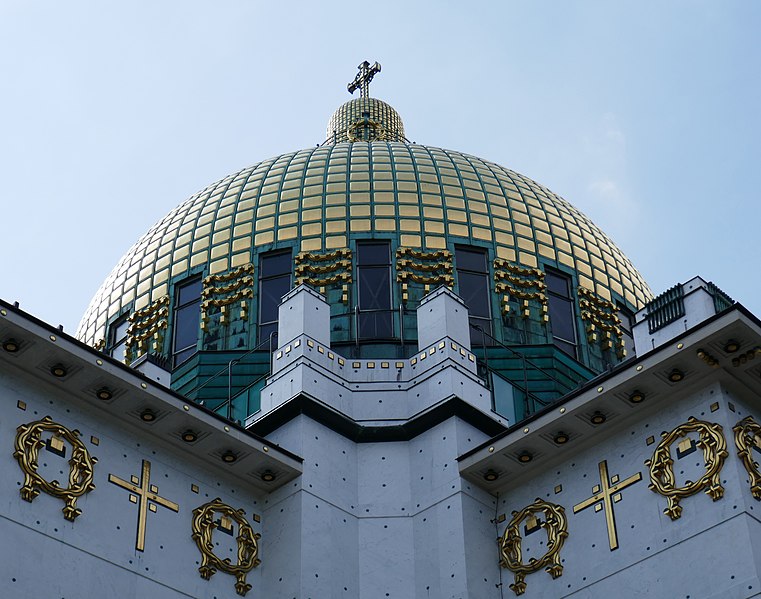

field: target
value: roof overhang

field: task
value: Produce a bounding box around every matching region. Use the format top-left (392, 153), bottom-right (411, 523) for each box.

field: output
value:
top-left (0, 299), bottom-right (302, 492)
top-left (458, 305), bottom-right (761, 493)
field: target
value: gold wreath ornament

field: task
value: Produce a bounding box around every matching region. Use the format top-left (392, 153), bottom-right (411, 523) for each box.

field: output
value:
top-left (733, 416), bottom-right (761, 500)
top-left (191, 498), bottom-right (261, 596)
top-left (13, 416), bottom-right (97, 521)
top-left (646, 416), bottom-right (727, 520)
top-left (499, 498), bottom-right (568, 596)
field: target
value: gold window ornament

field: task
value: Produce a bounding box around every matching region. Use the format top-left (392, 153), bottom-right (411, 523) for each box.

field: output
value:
top-left (191, 498), bottom-right (261, 597)
top-left (733, 416), bottom-right (761, 500)
top-left (493, 260), bottom-right (548, 321)
top-left (395, 247), bottom-right (454, 301)
top-left (498, 498), bottom-right (568, 596)
top-left (13, 416), bottom-right (97, 521)
top-left (294, 248), bottom-right (353, 302)
top-left (578, 286), bottom-right (626, 357)
top-left (200, 263), bottom-right (255, 326)
top-left (645, 416), bottom-right (728, 520)
top-left (125, 295), bottom-right (170, 364)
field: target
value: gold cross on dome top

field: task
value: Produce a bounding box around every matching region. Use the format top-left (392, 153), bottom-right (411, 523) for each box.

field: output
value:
top-left (572, 460), bottom-right (642, 551)
top-left (109, 459), bottom-right (179, 551)
top-left (347, 61), bottom-right (381, 98)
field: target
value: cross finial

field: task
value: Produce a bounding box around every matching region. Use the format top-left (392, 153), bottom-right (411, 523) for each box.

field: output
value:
top-left (347, 61), bottom-right (381, 98)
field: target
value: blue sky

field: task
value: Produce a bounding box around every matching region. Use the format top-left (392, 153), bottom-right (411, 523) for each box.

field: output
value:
top-left (1, 1), bottom-right (759, 333)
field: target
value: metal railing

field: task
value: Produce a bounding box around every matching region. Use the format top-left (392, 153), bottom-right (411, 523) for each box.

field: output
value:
top-left (646, 284), bottom-right (685, 334)
top-left (191, 332), bottom-right (278, 420)
top-left (707, 282), bottom-right (734, 313)
top-left (469, 323), bottom-right (595, 421)
top-left (470, 324), bottom-right (551, 413)
top-left (471, 324), bottom-right (579, 395)
top-left (187, 302), bottom-right (588, 423)
top-left (216, 370), bottom-right (271, 423)
top-left (189, 303), bottom-right (413, 422)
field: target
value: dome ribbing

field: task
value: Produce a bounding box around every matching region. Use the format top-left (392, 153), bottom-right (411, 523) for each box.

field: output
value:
top-left (76, 141), bottom-right (651, 346)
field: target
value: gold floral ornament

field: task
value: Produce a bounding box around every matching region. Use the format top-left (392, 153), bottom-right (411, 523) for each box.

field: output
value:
top-left (13, 416), bottom-right (97, 521)
top-left (125, 295), bottom-right (169, 364)
top-left (646, 416), bottom-right (727, 520)
top-left (493, 260), bottom-right (548, 321)
top-left (295, 249), bottom-right (352, 303)
top-left (396, 247), bottom-right (453, 303)
top-left (201, 263), bottom-right (255, 327)
top-left (578, 286), bottom-right (626, 358)
top-left (733, 416), bottom-right (761, 500)
top-left (498, 498), bottom-right (568, 596)
top-left (191, 498), bottom-right (261, 596)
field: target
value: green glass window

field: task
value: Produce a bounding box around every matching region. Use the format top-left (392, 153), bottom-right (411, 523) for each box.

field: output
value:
top-left (357, 242), bottom-right (393, 339)
top-left (108, 316), bottom-right (130, 363)
top-left (172, 278), bottom-right (202, 367)
top-left (455, 246), bottom-right (492, 346)
top-left (258, 250), bottom-right (292, 345)
top-left (546, 270), bottom-right (578, 358)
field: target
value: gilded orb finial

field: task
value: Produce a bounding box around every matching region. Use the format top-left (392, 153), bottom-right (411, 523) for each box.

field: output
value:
top-left (347, 61), bottom-right (381, 98)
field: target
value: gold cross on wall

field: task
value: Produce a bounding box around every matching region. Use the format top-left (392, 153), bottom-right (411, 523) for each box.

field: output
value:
top-left (347, 61), bottom-right (381, 98)
top-left (572, 460), bottom-right (642, 551)
top-left (109, 459), bottom-right (179, 551)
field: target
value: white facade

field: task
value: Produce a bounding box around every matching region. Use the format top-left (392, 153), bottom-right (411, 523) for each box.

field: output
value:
top-left (1, 280), bottom-right (761, 598)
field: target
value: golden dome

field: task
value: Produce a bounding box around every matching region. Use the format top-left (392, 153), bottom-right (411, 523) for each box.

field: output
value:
top-left (326, 97), bottom-right (406, 143)
top-left (76, 140), bottom-right (651, 346)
